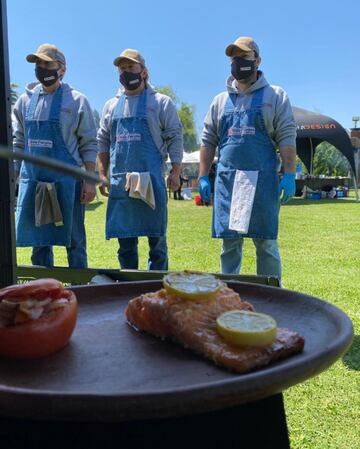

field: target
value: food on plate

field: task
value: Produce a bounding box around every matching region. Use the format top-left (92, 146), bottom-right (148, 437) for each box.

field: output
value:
top-left (125, 271), bottom-right (305, 373)
top-left (216, 310), bottom-right (277, 347)
top-left (0, 278), bottom-right (77, 359)
top-left (163, 271), bottom-right (225, 300)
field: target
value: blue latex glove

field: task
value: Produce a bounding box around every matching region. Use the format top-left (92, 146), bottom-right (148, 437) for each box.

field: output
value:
top-left (278, 173), bottom-right (295, 204)
top-left (199, 175), bottom-right (211, 203)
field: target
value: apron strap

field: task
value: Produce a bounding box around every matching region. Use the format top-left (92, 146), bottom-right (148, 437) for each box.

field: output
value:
top-left (224, 87), bottom-right (265, 114)
top-left (48, 85), bottom-right (63, 121)
top-left (136, 88), bottom-right (147, 117)
top-left (219, 94), bottom-right (237, 143)
top-left (113, 94), bottom-right (126, 120)
top-left (250, 87), bottom-right (264, 109)
top-left (25, 84), bottom-right (63, 122)
top-left (224, 94), bottom-right (237, 114)
top-left (25, 85), bottom-right (42, 121)
top-left (113, 88), bottom-right (147, 120)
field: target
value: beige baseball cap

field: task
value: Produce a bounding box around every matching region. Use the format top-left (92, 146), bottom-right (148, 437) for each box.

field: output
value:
top-left (225, 36), bottom-right (260, 57)
top-left (26, 43), bottom-right (66, 65)
top-left (113, 49), bottom-right (145, 67)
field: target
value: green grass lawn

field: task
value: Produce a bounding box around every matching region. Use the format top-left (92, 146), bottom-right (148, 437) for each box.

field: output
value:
top-left (17, 192), bottom-right (360, 449)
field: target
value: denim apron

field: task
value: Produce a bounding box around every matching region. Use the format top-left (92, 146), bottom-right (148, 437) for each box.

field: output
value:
top-left (16, 85), bottom-right (77, 247)
top-left (213, 88), bottom-right (279, 239)
top-left (106, 89), bottom-right (167, 239)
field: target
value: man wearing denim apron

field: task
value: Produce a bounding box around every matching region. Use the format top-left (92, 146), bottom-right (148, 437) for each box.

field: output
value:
top-left (13, 44), bottom-right (98, 268)
top-left (199, 37), bottom-right (296, 280)
top-left (97, 49), bottom-right (183, 270)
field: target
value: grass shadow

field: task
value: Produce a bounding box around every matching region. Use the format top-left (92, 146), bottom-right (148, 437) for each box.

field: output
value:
top-left (85, 201), bottom-right (104, 211)
top-left (284, 198), bottom-right (359, 206)
top-left (342, 334), bottom-right (360, 371)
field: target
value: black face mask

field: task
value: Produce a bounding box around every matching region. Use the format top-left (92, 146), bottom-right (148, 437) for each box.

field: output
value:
top-left (35, 66), bottom-right (59, 87)
top-left (231, 57), bottom-right (256, 81)
top-left (119, 70), bottom-right (143, 91)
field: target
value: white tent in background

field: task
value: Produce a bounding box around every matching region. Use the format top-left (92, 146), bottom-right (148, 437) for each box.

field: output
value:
top-left (182, 150), bottom-right (200, 163)
top-left (166, 150), bottom-right (200, 164)
top-left (181, 150), bottom-right (218, 163)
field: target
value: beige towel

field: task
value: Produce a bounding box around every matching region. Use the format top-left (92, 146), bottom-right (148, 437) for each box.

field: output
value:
top-left (35, 182), bottom-right (64, 227)
top-left (125, 172), bottom-right (156, 209)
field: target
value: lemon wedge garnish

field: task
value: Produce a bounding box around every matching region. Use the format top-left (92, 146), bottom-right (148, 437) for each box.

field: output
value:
top-left (216, 310), bottom-right (277, 347)
top-left (163, 271), bottom-right (224, 300)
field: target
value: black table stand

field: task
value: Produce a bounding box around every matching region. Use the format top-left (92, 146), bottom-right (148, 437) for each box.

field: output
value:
top-left (0, 393), bottom-right (290, 449)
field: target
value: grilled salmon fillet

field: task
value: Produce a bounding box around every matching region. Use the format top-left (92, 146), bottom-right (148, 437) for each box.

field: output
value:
top-left (125, 287), bottom-right (305, 374)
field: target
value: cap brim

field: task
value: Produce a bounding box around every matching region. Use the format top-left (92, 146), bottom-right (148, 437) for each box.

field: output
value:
top-left (26, 53), bottom-right (54, 63)
top-left (113, 56), bottom-right (141, 67)
top-left (225, 43), bottom-right (253, 56)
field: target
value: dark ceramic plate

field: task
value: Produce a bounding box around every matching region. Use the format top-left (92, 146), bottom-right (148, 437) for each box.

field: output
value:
top-left (0, 281), bottom-right (353, 422)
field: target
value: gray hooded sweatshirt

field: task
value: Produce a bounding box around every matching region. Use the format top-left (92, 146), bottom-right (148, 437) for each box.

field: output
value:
top-left (97, 83), bottom-right (183, 166)
top-left (201, 72), bottom-right (296, 150)
top-left (13, 82), bottom-right (98, 172)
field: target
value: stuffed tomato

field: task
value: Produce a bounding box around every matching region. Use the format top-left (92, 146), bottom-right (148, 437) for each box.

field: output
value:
top-left (0, 278), bottom-right (77, 359)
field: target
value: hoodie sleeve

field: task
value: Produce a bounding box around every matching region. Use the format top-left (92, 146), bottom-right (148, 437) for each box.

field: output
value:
top-left (159, 96), bottom-right (183, 164)
top-left (272, 88), bottom-right (297, 148)
top-left (12, 95), bottom-right (26, 172)
top-left (201, 95), bottom-right (221, 150)
top-left (97, 99), bottom-right (115, 154)
top-left (75, 96), bottom-right (98, 164)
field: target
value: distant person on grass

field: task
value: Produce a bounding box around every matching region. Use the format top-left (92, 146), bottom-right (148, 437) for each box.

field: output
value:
top-left (198, 36), bottom-right (296, 280)
top-left (97, 49), bottom-right (183, 270)
top-left (174, 171), bottom-right (188, 200)
top-left (13, 44), bottom-right (97, 268)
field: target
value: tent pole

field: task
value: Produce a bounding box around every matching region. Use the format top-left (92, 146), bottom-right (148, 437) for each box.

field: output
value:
top-left (352, 176), bottom-right (359, 202)
top-left (310, 138), bottom-right (314, 175)
top-left (0, 0), bottom-right (16, 288)
top-left (351, 146), bottom-right (359, 202)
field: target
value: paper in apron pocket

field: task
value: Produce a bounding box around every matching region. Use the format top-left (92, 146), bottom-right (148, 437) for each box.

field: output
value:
top-left (229, 170), bottom-right (259, 234)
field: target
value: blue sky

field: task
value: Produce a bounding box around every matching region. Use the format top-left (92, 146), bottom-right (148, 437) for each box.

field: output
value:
top-left (7, 0), bottom-right (360, 136)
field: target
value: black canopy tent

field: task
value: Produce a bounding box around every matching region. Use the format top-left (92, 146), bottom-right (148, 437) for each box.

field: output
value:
top-left (0, 0), bottom-right (16, 288)
top-left (293, 106), bottom-right (357, 178)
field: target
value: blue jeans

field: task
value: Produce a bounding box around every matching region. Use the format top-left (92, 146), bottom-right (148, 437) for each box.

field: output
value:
top-left (117, 236), bottom-right (168, 271)
top-left (31, 197), bottom-right (87, 269)
top-left (221, 238), bottom-right (281, 279)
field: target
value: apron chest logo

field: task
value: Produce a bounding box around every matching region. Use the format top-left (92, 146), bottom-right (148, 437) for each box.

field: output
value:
top-left (228, 126), bottom-right (255, 137)
top-left (116, 133), bottom-right (142, 143)
top-left (27, 139), bottom-right (53, 148)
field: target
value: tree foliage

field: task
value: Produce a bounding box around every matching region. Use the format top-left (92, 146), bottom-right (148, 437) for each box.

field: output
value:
top-left (156, 85), bottom-right (198, 152)
top-left (156, 85), bottom-right (177, 103)
top-left (312, 141), bottom-right (350, 176)
top-left (178, 102), bottom-right (198, 152)
top-left (92, 109), bottom-right (100, 129)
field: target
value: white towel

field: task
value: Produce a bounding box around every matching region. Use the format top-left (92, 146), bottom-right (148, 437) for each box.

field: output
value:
top-left (125, 172), bottom-right (156, 209)
top-left (229, 170), bottom-right (259, 234)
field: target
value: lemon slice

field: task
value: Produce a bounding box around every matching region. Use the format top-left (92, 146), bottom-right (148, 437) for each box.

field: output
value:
top-left (216, 310), bottom-right (277, 347)
top-left (163, 271), bottom-right (224, 300)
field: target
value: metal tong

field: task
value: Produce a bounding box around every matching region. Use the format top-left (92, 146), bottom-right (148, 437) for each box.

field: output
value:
top-left (0, 147), bottom-right (108, 186)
